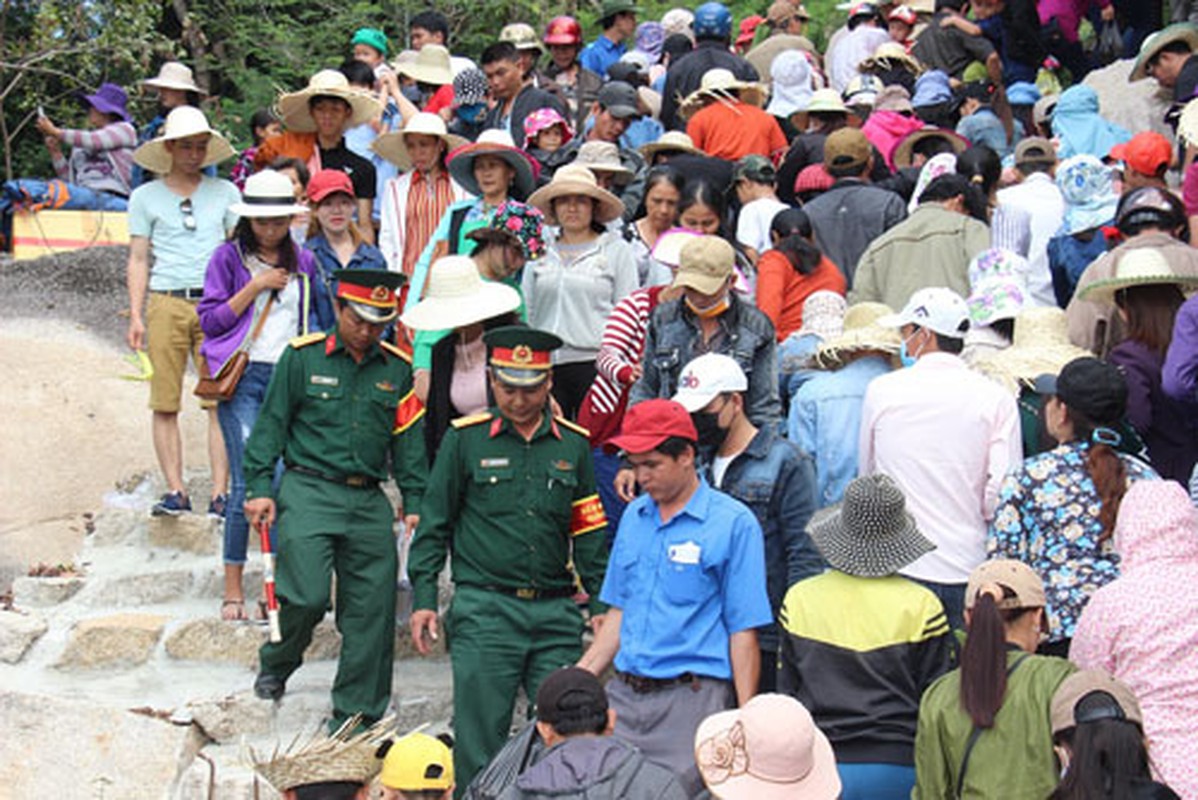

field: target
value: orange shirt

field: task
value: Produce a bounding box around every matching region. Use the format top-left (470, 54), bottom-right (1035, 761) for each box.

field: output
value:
top-left (686, 101), bottom-right (789, 162)
top-left (755, 252), bottom-right (847, 341)
top-left (253, 131), bottom-right (318, 171)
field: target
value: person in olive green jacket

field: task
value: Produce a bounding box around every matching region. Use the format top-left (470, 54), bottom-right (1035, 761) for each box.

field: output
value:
top-left (244, 269), bottom-right (428, 732)
top-left (408, 326), bottom-right (610, 797)
top-left (913, 559), bottom-right (1076, 799)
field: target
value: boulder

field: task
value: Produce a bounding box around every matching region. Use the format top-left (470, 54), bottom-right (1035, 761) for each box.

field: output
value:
top-left (0, 609), bottom-right (48, 663)
top-left (0, 691), bottom-right (205, 797)
top-left (82, 568), bottom-right (195, 606)
top-left (57, 612), bottom-right (167, 668)
top-left (89, 507), bottom-right (148, 547)
top-left (12, 574), bottom-right (85, 607)
top-left (149, 514), bottom-right (221, 555)
top-left (164, 619), bottom-right (267, 667)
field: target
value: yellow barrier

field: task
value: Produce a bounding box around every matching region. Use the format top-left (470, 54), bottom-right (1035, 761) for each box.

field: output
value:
top-left (12, 209), bottom-right (130, 260)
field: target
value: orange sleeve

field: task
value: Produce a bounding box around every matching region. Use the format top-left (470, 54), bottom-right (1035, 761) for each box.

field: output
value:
top-left (254, 131), bottom-right (316, 169)
top-left (755, 250), bottom-right (787, 333)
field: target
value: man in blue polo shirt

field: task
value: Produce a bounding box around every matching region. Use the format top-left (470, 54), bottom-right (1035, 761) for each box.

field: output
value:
top-left (578, 398), bottom-right (771, 796)
top-left (579, 0), bottom-right (639, 78)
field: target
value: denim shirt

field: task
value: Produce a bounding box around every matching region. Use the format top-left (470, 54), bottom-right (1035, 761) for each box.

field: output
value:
top-left (304, 234), bottom-right (388, 331)
top-left (630, 294), bottom-right (781, 428)
top-left (790, 355), bottom-right (893, 509)
top-left (708, 426), bottom-right (821, 652)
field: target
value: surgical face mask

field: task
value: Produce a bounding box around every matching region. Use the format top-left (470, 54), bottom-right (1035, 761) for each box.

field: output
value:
top-left (691, 408), bottom-right (729, 450)
top-left (685, 294), bottom-right (730, 319)
top-left (899, 330), bottom-right (923, 367)
top-left (457, 103), bottom-right (486, 123)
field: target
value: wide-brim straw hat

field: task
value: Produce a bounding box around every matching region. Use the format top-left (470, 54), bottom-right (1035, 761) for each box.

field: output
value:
top-left (396, 44), bottom-right (454, 86)
top-left (229, 169), bottom-right (309, 217)
top-left (808, 474), bottom-right (935, 577)
top-left (638, 86), bottom-right (663, 119)
top-left (640, 131), bottom-right (702, 160)
top-left (247, 717), bottom-right (390, 792)
top-left (860, 42), bottom-right (924, 75)
top-left (132, 105), bottom-right (235, 174)
top-left (277, 70), bottom-right (382, 133)
top-left (447, 129), bottom-right (537, 200)
top-left (891, 126), bottom-right (968, 169)
top-left (973, 307), bottom-right (1091, 393)
top-left (372, 112), bottom-right (469, 169)
top-left (1078, 246), bottom-right (1198, 304)
top-left (1131, 23), bottom-right (1198, 82)
top-left (678, 68), bottom-right (769, 120)
top-left (401, 255), bottom-right (522, 331)
top-left (815, 302), bottom-right (900, 367)
top-left (143, 61), bottom-right (206, 94)
top-left (528, 164), bottom-right (625, 224)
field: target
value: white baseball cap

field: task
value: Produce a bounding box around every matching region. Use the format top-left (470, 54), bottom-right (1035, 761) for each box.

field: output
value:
top-left (878, 287), bottom-right (970, 338)
top-left (672, 353), bottom-right (748, 412)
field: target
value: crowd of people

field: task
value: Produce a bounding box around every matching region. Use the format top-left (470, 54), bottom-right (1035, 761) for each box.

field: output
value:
top-left (11, 2), bottom-right (1198, 798)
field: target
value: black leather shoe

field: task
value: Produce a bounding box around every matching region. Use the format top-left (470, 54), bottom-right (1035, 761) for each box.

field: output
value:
top-left (254, 672), bottom-right (285, 701)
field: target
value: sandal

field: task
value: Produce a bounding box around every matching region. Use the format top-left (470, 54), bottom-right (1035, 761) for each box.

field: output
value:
top-left (221, 599), bottom-right (247, 621)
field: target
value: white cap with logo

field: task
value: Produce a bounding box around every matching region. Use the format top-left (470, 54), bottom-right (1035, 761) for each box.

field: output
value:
top-left (877, 287), bottom-right (970, 338)
top-left (672, 353), bottom-right (748, 412)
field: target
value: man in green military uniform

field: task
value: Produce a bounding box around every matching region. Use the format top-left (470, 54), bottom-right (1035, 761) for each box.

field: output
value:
top-left (244, 269), bottom-right (428, 732)
top-left (408, 326), bottom-right (610, 794)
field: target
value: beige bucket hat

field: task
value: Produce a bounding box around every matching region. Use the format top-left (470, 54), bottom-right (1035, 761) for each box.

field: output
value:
top-left (372, 112), bottom-right (469, 169)
top-left (401, 255), bottom-right (522, 331)
top-left (574, 141), bottom-right (634, 182)
top-left (132, 106), bottom-right (235, 174)
top-left (396, 44), bottom-right (454, 86)
top-left (640, 130), bottom-right (703, 161)
top-left (528, 164), bottom-right (625, 224)
top-left (276, 70), bottom-right (382, 132)
top-left (143, 62), bottom-right (206, 94)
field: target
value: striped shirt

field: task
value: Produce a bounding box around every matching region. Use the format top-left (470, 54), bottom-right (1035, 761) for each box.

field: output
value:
top-left (402, 168), bottom-right (456, 278)
top-left (51, 121), bottom-right (136, 196)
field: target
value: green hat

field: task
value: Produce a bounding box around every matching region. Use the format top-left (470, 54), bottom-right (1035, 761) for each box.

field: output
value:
top-left (484, 326), bottom-right (562, 387)
top-left (352, 27), bottom-right (390, 57)
top-left (732, 154), bottom-right (776, 184)
top-left (600, 0), bottom-right (641, 21)
top-left (335, 269), bottom-right (405, 324)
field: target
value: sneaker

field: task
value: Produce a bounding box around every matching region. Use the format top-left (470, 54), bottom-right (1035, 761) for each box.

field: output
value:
top-left (151, 491), bottom-right (191, 517)
top-left (207, 494), bottom-right (227, 519)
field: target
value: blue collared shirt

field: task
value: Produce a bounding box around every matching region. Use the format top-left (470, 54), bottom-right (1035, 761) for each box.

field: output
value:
top-left (578, 35), bottom-right (626, 78)
top-left (304, 234), bottom-right (388, 331)
top-left (601, 478), bottom-right (772, 680)
top-left (789, 355), bottom-right (892, 508)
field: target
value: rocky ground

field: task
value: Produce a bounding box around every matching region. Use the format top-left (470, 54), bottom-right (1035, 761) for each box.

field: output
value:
top-left (0, 247), bottom-right (452, 798)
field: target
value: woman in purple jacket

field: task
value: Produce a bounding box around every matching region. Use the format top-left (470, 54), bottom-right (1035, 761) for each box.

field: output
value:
top-left (197, 170), bottom-right (317, 620)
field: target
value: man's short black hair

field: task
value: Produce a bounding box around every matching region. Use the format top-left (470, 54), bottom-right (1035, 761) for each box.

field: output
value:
top-left (308, 94), bottom-right (352, 113)
top-left (1160, 40), bottom-right (1194, 58)
top-left (918, 172), bottom-right (971, 204)
top-left (1017, 161), bottom-right (1053, 177)
top-left (411, 10), bottom-right (450, 43)
top-left (481, 41), bottom-right (520, 67)
top-left (662, 33), bottom-right (693, 61)
top-left (935, 0), bottom-right (968, 11)
top-left (341, 59), bottom-right (376, 88)
top-left (293, 782), bottom-right (363, 800)
top-left (657, 436), bottom-right (697, 459)
top-left (934, 332), bottom-right (966, 354)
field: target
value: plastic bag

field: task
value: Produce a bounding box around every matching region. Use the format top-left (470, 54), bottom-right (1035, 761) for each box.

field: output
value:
top-left (1096, 19), bottom-right (1123, 66)
top-left (462, 722), bottom-right (546, 800)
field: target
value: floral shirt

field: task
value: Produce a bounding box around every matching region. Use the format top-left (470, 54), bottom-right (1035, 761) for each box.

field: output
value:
top-left (987, 441), bottom-right (1157, 642)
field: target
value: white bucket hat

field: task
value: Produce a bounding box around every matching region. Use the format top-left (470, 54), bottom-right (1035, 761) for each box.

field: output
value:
top-left (372, 112), bottom-right (469, 169)
top-left (229, 170), bottom-right (309, 218)
top-left (395, 44), bottom-right (454, 86)
top-left (400, 255), bottom-right (522, 331)
top-left (143, 62), bottom-right (206, 94)
top-left (276, 70), bottom-right (382, 133)
top-left (528, 164), bottom-right (626, 225)
top-left (132, 106), bottom-right (235, 174)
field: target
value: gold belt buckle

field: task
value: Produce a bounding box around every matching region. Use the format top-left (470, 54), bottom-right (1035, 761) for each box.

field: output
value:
top-left (346, 475), bottom-right (368, 487)
top-left (515, 587), bottom-right (537, 600)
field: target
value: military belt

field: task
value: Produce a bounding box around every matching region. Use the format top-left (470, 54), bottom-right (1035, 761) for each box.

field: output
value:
top-left (286, 463), bottom-right (380, 489)
top-left (478, 584), bottom-right (576, 601)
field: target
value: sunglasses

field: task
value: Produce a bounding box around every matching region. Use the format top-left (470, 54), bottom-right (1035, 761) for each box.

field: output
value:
top-left (180, 198), bottom-right (196, 231)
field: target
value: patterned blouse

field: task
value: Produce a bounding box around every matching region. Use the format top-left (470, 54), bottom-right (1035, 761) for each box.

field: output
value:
top-left (987, 441), bottom-right (1157, 642)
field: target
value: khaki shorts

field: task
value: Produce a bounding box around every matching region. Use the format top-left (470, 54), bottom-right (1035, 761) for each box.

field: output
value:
top-left (146, 292), bottom-right (214, 412)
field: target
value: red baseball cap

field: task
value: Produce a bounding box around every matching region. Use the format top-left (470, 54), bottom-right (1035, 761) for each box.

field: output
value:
top-left (1109, 132), bottom-right (1172, 178)
top-left (307, 169), bottom-right (356, 204)
top-left (736, 15), bottom-right (765, 47)
top-left (606, 399), bottom-right (697, 454)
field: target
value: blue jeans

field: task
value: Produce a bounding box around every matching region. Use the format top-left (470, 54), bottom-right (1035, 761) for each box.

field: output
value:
top-left (837, 763), bottom-right (916, 800)
top-left (217, 361), bottom-right (274, 564)
top-left (0, 178), bottom-right (128, 214)
top-left (592, 447), bottom-right (627, 548)
top-left (914, 578), bottom-right (967, 634)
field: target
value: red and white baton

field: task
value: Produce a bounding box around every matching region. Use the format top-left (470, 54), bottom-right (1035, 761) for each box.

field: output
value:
top-left (257, 520), bottom-right (282, 643)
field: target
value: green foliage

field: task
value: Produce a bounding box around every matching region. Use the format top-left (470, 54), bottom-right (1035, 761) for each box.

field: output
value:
top-left (1, 0), bottom-right (853, 178)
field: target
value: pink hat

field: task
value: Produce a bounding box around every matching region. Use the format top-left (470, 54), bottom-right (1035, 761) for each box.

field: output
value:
top-left (695, 694), bottom-right (841, 800)
top-left (522, 107), bottom-right (574, 150)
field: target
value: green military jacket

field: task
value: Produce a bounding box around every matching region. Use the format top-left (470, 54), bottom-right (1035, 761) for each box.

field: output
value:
top-left (409, 409), bottom-right (609, 615)
top-left (243, 331), bottom-right (427, 514)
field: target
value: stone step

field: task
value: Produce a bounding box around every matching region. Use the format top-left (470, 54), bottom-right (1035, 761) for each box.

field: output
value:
top-left (56, 612), bottom-right (168, 669)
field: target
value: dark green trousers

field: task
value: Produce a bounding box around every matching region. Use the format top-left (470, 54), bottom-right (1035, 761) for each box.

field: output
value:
top-left (258, 471), bottom-right (397, 731)
top-left (448, 585), bottom-right (584, 796)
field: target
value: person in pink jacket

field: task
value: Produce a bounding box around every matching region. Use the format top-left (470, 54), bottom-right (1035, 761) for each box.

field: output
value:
top-left (1071, 480), bottom-right (1198, 799)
